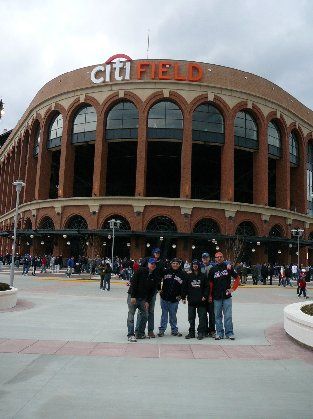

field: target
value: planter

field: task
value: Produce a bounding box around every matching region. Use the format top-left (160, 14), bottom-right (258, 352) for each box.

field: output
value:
top-left (284, 301), bottom-right (313, 349)
top-left (0, 287), bottom-right (18, 309)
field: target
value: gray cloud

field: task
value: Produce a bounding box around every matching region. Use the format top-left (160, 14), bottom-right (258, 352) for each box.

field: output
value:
top-left (1, 0), bottom-right (313, 130)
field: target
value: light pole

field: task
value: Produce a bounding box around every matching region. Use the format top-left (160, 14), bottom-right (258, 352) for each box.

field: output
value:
top-left (108, 219), bottom-right (121, 267)
top-left (291, 228), bottom-right (304, 268)
top-left (9, 180), bottom-right (25, 287)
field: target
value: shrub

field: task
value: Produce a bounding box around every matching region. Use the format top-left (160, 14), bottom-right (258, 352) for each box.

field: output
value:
top-left (0, 282), bottom-right (12, 291)
top-left (301, 304), bottom-right (313, 316)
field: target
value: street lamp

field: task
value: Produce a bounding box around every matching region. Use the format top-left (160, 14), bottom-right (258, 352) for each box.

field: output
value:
top-left (291, 228), bottom-right (304, 268)
top-left (9, 180), bottom-right (25, 287)
top-left (108, 219), bottom-right (121, 266)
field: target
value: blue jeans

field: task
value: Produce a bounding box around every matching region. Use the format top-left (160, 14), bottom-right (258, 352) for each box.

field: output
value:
top-left (127, 295), bottom-right (148, 337)
top-left (159, 298), bottom-right (179, 333)
top-left (214, 298), bottom-right (234, 338)
top-left (136, 292), bottom-right (157, 333)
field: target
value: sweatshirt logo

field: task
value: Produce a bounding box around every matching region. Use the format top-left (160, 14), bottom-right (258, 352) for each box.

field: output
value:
top-left (214, 270), bottom-right (229, 279)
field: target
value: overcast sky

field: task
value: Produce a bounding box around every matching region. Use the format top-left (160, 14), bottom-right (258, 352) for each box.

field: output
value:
top-left (1, 0), bottom-right (313, 131)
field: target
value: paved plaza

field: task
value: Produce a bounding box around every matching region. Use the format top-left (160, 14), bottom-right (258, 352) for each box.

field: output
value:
top-left (0, 271), bottom-right (312, 418)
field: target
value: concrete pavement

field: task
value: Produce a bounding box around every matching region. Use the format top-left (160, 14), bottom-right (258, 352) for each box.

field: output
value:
top-left (0, 272), bottom-right (312, 418)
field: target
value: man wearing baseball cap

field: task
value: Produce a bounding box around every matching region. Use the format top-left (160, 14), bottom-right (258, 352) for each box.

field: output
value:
top-left (138, 247), bottom-right (165, 338)
top-left (127, 257), bottom-right (160, 342)
top-left (158, 258), bottom-right (185, 337)
top-left (201, 252), bottom-right (216, 337)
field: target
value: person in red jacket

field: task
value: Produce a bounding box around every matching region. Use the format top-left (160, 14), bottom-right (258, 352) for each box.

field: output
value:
top-left (208, 252), bottom-right (240, 340)
top-left (298, 270), bottom-right (309, 298)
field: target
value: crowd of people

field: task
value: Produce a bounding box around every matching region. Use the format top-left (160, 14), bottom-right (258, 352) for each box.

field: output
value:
top-left (0, 250), bottom-right (310, 342)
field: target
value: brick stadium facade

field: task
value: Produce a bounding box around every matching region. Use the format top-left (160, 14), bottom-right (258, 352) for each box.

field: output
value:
top-left (1, 55), bottom-right (313, 263)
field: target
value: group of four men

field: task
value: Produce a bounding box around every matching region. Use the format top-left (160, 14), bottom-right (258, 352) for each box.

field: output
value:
top-left (127, 248), bottom-right (240, 342)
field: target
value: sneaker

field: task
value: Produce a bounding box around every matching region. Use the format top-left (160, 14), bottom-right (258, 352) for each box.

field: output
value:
top-left (128, 335), bottom-right (137, 342)
top-left (148, 331), bottom-right (156, 338)
top-left (185, 334), bottom-right (195, 339)
top-left (157, 331), bottom-right (164, 337)
top-left (226, 335), bottom-right (235, 340)
top-left (136, 334), bottom-right (146, 339)
top-left (197, 334), bottom-right (204, 340)
top-left (209, 331), bottom-right (216, 339)
top-left (215, 335), bottom-right (223, 340)
top-left (171, 332), bottom-right (182, 337)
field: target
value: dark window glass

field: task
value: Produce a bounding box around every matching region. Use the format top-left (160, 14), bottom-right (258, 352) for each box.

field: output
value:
top-left (193, 218), bottom-right (220, 234)
top-left (146, 216), bottom-right (177, 232)
top-left (234, 111), bottom-right (258, 150)
top-left (33, 126), bottom-right (41, 156)
top-left (289, 131), bottom-right (299, 166)
top-left (106, 101), bottom-right (138, 141)
top-left (192, 103), bottom-right (225, 144)
top-left (66, 215), bottom-right (88, 230)
top-left (48, 114), bottom-right (63, 149)
top-left (235, 222), bottom-right (256, 236)
top-left (268, 121), bottom-right (281, 158)
top-left (72, 106), bottom-right (97, 144)
top-left (148, 101), bottom-right (183, 140)
top-left (38, 217), bottom-right (55, 230)
top-left (269, 225), bottom-right (283, 237)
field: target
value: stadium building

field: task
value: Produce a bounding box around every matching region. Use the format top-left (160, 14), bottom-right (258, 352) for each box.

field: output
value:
top-left (0, 54), bottom-right (313, 263)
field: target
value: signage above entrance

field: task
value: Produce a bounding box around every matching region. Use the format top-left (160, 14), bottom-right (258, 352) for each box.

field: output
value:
top-left (90, 54), bottom-right (204, 84)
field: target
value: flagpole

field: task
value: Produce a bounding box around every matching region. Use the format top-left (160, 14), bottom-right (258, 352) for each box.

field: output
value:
top-left (147, 29), bottom-right (150, 59)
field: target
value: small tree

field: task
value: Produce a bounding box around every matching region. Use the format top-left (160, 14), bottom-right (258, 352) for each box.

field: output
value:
top-left (224, 235), bottom-right (245, 263)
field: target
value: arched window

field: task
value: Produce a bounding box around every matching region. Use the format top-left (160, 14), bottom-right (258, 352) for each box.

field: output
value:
top-left (307, 142), bottom-right (313, 215)
top-left (148, 101), bottom-right (183, 140)
top-left (269, 225), bottom-right (283, 237)
top-left (72, 106), bottom-right (97, 144)
top-left (33, 125), bottom-right (41, 156)
top-left (289, 131), bottom-right (299, 166)
top-left (192, 103), bottom-right (224, 144)
top-left (146, 216), bottom-right (177, 232)
top-left (65, 215), bottom-right (88, 230)
top-left (38, 217), bottom-right (55, 230)
top-left (24, 218), bottom-right (32, 230)
top-left (234, 111), bottom-right (258, 150)
top-left (48, 114), bottom-right (63, 149)
top-left (193, 218), bottom-right (220, 234)
top-left (235, 221), bottom-right (256, 236)
top-left (101, 215), bottom-right (131, 231)
top-left (268, 121), bottom-right (281, 158)
top-left (106, 101), bottom-right (138, 140)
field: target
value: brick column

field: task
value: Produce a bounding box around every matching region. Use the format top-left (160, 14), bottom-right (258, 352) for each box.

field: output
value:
top-left (135, 111), bottom-right (148, 196)
top-left (58, 116), bottom-right (74, 198)
top-left (10, 144), bottom-right (21, 210)
top-left (0, 158), bottom-right (8, 214)
top-left (253, 122), bottom-right (268, 206)
top-left (220, 115), bottom-right (234, 201)
top-left (4, 154), bottom-right (14, 213)
top-left (291, 141), bottom-right (307, 214)
top-left (276, 130), bottom-right (290, 210)
top-left (180, 113), bottom-right (192, 199)
top-left (18, 134), bottom-right (29, 204)
top-left (92, 114), bottom-right (106, 196)
top-left (24, 127), bottom-right (38, 204)
top-left (35, 124), bottom-right (52, 200)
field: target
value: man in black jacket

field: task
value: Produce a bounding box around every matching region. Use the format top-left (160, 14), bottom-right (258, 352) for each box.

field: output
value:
top-left (137, 248), bottom-right (165, 337)
top-left (158, 258), bottom-right (185, 337)
top-left (182, 260), bottom-right (209, 340)
top-left (208, 252), bottom-right (240, 340)
top-left (127, 258), bottom-right (159, 342)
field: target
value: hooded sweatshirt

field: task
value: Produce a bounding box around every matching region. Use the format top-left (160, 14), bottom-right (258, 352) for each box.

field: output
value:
top-left (160, 268), bottom-right (185, 303)
top-left (182, 269), bottom-right (208, 306)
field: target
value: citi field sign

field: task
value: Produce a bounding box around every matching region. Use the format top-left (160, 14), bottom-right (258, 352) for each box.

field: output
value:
top-left (90, 54), bottom-right (203, 84)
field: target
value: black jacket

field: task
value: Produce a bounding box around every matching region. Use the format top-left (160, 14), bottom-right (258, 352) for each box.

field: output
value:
top-left (208, 262), bottom-right (239, 300)
top-left (182, 271), bottom-right (208, 306)
top-left (160, 268), bottom-right (185, 303)
top-left (128, 267), bottom-right (159, 303)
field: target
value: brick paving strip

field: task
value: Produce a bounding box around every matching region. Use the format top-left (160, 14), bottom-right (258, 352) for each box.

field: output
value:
top-left (0, 325), bottom-right (312, 363)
